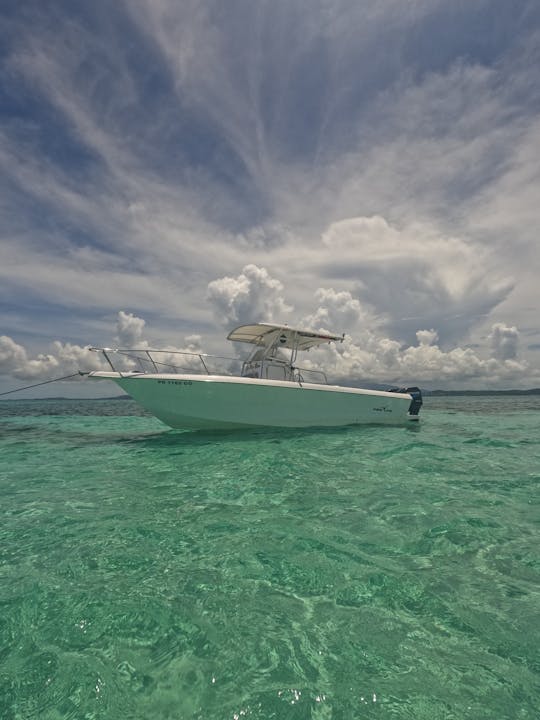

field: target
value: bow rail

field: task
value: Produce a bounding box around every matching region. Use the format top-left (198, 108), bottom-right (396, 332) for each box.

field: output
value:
top-left (89, 347), bottom-right (239, 375)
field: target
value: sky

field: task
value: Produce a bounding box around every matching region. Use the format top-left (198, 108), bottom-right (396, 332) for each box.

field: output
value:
top-left (1, 0), bottom-right (540, 395)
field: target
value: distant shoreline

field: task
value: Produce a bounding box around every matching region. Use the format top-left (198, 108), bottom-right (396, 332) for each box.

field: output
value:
top-left (0, 395), bottom-right (130, 401)
top-left (424, 388), bottom-right (540, 396)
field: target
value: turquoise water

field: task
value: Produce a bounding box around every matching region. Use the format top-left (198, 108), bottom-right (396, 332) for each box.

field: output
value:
top-left (1, 396), bottom-right (539, 719)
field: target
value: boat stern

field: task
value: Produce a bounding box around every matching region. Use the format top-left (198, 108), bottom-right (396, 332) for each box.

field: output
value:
top-left (389, 386), bottom-right (423, 420)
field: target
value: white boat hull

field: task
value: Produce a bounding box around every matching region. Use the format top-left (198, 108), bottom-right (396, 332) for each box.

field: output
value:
top-left (89, 372), bottom-right (419, 430)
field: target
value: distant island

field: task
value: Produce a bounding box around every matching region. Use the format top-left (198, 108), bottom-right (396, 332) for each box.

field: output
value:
top-left (0, 395), bottom-right (130, 401)
top-left (425, 388), bottom-right (540, 396)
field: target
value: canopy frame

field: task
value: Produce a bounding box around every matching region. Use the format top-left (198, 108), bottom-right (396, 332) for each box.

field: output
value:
top-left (227, 323), bottom-right (344, 383)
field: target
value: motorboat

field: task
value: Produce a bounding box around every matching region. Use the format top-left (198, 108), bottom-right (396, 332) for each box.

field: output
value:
top-left (88, 322), bottom-right (422, 430)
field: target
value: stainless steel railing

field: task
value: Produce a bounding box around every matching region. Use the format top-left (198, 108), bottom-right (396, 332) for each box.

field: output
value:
top-left (89, 347), bottom-right (241, 376)
top-left (89, 347), bottom-right (329, 384)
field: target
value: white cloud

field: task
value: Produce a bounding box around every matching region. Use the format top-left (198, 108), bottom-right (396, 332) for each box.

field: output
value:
top-left (489, 323), bottom-right (519, 361)
top-left (302, 288), bottom-right (375, 333)
top-left (305, 322), bottom-right (528, 387)
top-left (291, 287), bottom-right (530, 387)
top-left (317, 215), bottom-right (514, 345)
top-left (0, 334), bottom-right (103, 381)
top-left (207, 264), bottom-right (293, 327)
top-left (416, 329), bottom-right (439, 347)
top-left (0, 336), bottom-right (33, 377)
top-left (115, 310), bottom-right (147, 348)
top-left (0, 312), bottom-right (208, 384)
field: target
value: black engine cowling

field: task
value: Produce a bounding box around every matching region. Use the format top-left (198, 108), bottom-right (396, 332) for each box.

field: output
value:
top-left (389, 386), bottom-right (423, 415)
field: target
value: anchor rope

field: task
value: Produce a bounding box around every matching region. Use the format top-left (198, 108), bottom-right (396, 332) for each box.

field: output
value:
top-left (0, 372), bottom-right (87, 398)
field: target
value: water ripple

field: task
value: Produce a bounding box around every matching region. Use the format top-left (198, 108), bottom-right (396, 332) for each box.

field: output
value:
top-left (0, 396), bottom-right (539, 718)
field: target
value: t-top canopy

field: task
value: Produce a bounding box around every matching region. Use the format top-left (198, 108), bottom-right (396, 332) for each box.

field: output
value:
top-left (227, 323), bottom-right (344, 351)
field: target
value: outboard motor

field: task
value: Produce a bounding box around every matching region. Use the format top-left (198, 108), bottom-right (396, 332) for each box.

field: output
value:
top-left (389, 386), bottom-right (423, 416)
top-left (405, 387), bottom-right (423, 416)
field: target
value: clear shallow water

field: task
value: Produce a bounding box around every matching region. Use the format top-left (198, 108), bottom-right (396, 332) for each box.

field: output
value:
top-left (0, 396), bottom-right (539, 719)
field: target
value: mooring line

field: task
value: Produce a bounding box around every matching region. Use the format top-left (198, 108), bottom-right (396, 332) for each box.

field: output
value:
top-left (0, 372), bottom-right (87, 397)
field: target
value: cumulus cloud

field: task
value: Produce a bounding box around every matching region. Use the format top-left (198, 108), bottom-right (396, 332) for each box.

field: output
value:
top-left (115, 310), bottom-right (147, 348)
top-left (306, 324), bottom-right (528, 387)
top-left (416, 329), bottom-right (439, 347)
top-left (0, 312), bottom-right (210, 385)
top-left (108, 313), bottom-right (207, 373)
top-left (207, 264), bottom-right (293, 327)
top-left (0, 336), bottom-right (28, 375)
top-left (489, 323), bottom-right (519, 361)
top-left (318, 215), bottom-right (514, 346)
top-left (302, 288), bottom-right (377, 333)
top-left (0, 335), bottom-right (104, 381)
top-left (292, 288), bottom-right (529, 386)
